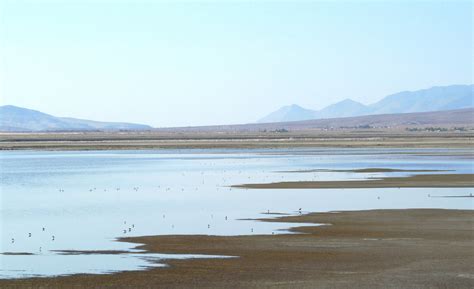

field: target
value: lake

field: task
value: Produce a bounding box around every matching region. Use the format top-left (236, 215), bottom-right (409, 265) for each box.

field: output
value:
top-left (1, 148), bottom-right (472, 278)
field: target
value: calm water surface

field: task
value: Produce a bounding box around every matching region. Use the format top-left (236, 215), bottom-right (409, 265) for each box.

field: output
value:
top-left (1, 148), bottom-right (472, 278)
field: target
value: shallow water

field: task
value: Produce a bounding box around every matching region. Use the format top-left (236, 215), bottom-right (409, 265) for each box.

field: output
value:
top-left (1, 148), bottom-right (472, 278)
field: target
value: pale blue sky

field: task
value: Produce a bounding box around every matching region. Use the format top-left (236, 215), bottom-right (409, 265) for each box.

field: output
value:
top-left (1, 0), bottom-right (472, 127)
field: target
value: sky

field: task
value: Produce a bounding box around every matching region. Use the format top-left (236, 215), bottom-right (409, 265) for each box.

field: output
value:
top-left (0, 0), bottom-right (472, 127)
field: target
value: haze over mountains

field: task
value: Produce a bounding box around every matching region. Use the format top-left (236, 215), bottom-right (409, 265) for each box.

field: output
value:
top-left (1, 84), bottom-right (472, 132)
top-left (0, 105), bottom-right (152, 132)
top-left (259, 85), bottom-right (474, 123)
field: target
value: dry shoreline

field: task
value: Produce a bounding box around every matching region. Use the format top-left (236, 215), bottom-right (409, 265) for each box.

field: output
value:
top-left (233, 173), bottom-right (474, 189)
top-left (1, 209), bottom-right (473, 289)
top-left (1, 131), bottom-right (473, 150)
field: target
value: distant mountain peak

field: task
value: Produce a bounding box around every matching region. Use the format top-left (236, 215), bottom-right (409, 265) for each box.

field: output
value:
top-left (0, 105), bottom-right (153, 132)
top-left (280, 104), bottom-right (307, 111)
top-left (258, 84), bottom-right (473, 123)
top-left (289, 103), bottom-right (303, 108)
top-left (258, 104), bottom-right (316, 123)
top-left (336, 98), bottom-right (363, 105)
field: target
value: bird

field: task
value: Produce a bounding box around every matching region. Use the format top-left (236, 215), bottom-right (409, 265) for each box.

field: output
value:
top-left (52, 235), bottom-right (55, 241)
top-left (28, 233), bottom-right (32, 237)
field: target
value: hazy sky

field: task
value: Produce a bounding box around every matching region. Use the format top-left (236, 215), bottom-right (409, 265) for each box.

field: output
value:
top-left (1, 0), bottom-right (472, 127)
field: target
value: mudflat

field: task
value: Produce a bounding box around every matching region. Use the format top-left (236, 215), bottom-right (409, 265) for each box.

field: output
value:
top-left (1, 209), bottom-right (473, 289)
top-left (234, 173), bottom-right (474, 189)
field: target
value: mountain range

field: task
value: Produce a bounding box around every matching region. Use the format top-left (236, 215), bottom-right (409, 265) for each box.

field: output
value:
top-left (0, 105), bottom-right (152, 132)
top-left (156, 108), bottom-right (473, 133)
top-left (1, 84), bottom-right (472, 132)
top-left (258, 85), bottom-right (474, 123)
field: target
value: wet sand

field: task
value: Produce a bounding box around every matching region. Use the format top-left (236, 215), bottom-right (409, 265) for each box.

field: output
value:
top-left (1, 209), bottom-right (473, 289)
top-left (234, 173), bottom-right (474, 189)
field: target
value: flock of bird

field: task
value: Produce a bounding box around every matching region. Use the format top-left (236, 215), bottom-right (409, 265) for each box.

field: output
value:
top-left (6, 166), bottom-right (390, 255)
top-left (120, 212), bottom-right (245, 235)
top-left (10, 226), bottom-right (55, 254)
top-left (11, 227), bottom-right (54, 244)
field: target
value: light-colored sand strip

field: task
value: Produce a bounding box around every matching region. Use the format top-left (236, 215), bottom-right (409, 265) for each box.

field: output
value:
top-left (233, 173), bottom-right (474, 189)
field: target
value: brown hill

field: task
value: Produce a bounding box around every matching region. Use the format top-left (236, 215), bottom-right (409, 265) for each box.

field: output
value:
top-left (157, 108), bottom-right (474, 132)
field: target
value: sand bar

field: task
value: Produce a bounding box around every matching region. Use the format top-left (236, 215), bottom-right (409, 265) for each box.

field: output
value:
top-left (233, 173), bottom-right (474, 189)
top-left (278, 168), bottom-right (450, 173)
